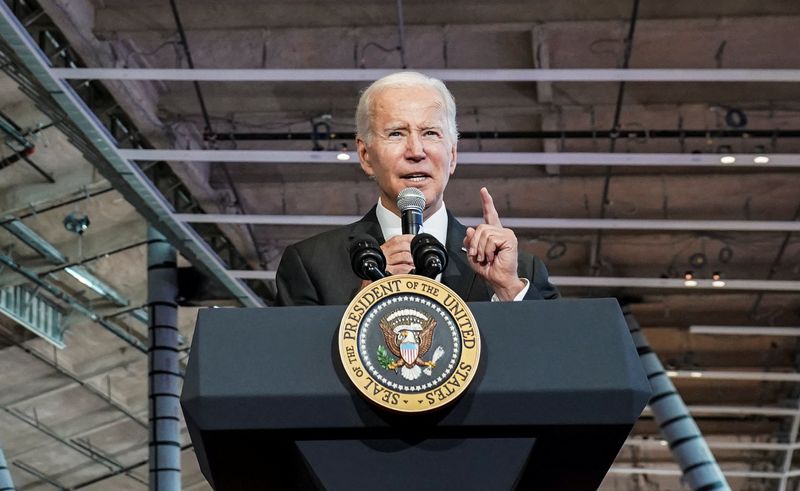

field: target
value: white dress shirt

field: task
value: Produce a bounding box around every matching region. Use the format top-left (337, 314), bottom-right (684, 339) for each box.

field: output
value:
top-left (375, 198), bottom-right (529, 301)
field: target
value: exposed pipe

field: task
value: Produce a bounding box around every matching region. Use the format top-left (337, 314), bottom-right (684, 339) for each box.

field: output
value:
top-left (591, 0), bottom-right (640, 276)
top-left (749, 200), bottom-right (800, 317)
top-left (168, 0), bottom-right (265, 269)
top-left (0, 331), bottom-right (147, 428)
top-left (395, 0), bottom-right (407, 69)
top-left (0, 448), bottom-right (15, 491)
top-left (624, 308), bottom-right (730, 490)
top-left (1, 187), bottom-right (114, 223)
top-left (147, 227), bottom-right (181, 491)
top-left (0, 254), bottom-right (147, 353)
top-left (2, 141), bottom-right (53, 183)
top-left (71, 444), bottom-right (192, 490)
top-left (1, 406), bottom-right (116, 474)
top-left (167, 0), bottom-right (209, 133)
top-left (11, 461), bottom-right (63, 490)
top-left (0, 4), bottom-right (263, 307)
top-left (42, 239), bottom-right (150, 275)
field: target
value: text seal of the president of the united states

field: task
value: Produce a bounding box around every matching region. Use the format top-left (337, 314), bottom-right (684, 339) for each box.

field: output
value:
top-left (338, 274), bottom-right (481, 412)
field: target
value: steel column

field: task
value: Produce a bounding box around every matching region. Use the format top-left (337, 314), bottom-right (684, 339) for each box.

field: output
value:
top-left (625, 309), bottom-right (730, 490)
top-left (0, 449), bottom-right (15, 491)
top-left (147, 228), bottom-right (180, 491)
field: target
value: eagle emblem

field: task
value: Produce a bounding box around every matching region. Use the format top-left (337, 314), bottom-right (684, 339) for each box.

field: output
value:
top-left (378, 309), bottom-right (445, 381)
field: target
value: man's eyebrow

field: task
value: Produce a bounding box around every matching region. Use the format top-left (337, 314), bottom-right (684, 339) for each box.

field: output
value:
top-left (382, 123), bottom-right (408, 132)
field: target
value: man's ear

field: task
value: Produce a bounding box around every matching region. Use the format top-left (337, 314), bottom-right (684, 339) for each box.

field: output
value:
top-left (448, 142), bottom-right (458, 176)
top-left (357, 137), bottom-right (373, 177)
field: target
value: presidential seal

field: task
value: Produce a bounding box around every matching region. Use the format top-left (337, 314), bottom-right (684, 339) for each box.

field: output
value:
top-left (338, 274), bottom-right (480, 413)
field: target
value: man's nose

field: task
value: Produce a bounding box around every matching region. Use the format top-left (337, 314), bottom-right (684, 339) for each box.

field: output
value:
top-left (404, 132), bottom-right (425, 161)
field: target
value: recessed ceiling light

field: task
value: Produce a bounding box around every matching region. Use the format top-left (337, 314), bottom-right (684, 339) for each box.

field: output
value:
top-left (684, 271), bottom-right (697, 287)
top-left (711, 272), bottom-right (726, 287)
top-left (336, 143), bottom-right (351, 161)
top-left (720, 155), bottom-right (736, 164)
top-left (753, 155), bottom-right (769, 164)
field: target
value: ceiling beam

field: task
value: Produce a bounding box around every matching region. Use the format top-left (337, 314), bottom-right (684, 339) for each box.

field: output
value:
top-left (608, 466), bottom-right (782, 479)
top-left (690, 326), bottom-right (800, 336)
top-left (642, 405), bottom-right (800, 417)
top-left (118, 149), bottom-right (800, 168)
top-left (50, 68), bottom-right (800, 82)
top-left (177, 214), bottom-right (800, 233)
top-left (666, 370), bottom-right (800, 382)
top-left (227, 270), bottom-right (800, 292)
top-left (627, 437), bottom-right (792, 451)
top-left (553, 276), bottom-right (800, 291)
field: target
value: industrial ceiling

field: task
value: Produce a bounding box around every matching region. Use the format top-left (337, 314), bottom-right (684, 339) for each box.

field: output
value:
top-left (1, 0), bottom-right (800, 489)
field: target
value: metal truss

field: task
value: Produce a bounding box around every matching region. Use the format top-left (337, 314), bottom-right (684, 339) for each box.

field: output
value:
top-left (0, 2), bottom-right (264, 307)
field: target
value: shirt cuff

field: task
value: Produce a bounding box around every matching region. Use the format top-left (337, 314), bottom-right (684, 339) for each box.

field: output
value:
top-left (490, 278), bottom-right (530, 302)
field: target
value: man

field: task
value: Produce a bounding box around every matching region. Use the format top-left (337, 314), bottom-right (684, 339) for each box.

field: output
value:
top-left (276, 72), bottom-right (558, 306)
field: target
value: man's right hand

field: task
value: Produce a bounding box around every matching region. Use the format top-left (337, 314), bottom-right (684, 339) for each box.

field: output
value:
top-left (359, 235), bottom-right (414, 291)
top-left (381, 234), bottom-right (415, 275)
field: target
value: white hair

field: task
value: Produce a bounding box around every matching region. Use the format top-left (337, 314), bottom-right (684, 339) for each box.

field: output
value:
top-left (355, 71), bottom-right (458, 144)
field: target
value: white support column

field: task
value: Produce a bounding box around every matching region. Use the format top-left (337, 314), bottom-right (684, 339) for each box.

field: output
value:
top-left (147, 227), bottom-right (181, 491)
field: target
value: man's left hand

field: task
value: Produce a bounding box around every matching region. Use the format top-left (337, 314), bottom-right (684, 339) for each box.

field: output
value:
top-left (463, 187), bottom-right (526, 301)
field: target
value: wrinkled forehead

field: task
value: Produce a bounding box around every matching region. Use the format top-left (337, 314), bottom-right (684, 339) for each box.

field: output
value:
top-left (369, 85), bottom-right (446, 120)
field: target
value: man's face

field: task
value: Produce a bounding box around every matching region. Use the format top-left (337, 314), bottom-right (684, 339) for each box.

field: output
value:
top-left (357, 85), bottom-right (457, 217)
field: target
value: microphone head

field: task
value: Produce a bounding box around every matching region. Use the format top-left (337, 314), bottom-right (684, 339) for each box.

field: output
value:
top-left (396, 187), bottom-right (426, 213)
top-left (349, 234), bottom-right (387, 280)
top-left (411, 233), bottom-right (448, 278)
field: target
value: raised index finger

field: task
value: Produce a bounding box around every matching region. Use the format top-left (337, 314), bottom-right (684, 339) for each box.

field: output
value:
top-left (480, 187), bottom-right (502, 227)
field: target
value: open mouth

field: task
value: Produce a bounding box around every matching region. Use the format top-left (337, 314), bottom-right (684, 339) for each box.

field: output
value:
top-left (401, 173), bottom-right (430, 182)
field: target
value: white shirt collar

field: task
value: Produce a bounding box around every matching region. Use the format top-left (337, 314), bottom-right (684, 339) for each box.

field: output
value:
top-left (376, 197), bottom-right (449, 246)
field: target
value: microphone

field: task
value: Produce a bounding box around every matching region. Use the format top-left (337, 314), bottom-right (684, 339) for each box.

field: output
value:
top-left (397, 188), bottom-right (425, 235)
top-left (349, 234), bottom-right (387, 281)
top-left (411, 233), bottom-right (448, 279)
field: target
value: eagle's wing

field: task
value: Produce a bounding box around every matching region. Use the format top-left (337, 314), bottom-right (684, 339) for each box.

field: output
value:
top-left (379, 318), bottom-right (401, 357)
top-left (418, 317), bottom-right (437, 357)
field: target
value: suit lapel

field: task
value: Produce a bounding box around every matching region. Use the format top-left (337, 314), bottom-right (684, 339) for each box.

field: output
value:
top-left (442, 211), bottom-right (486, 301)
top-left (342, 207), bottom-right (384, 301)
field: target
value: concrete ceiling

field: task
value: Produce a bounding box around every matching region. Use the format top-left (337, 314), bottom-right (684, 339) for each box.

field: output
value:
top-left (1, 0), bottom-right (800, 489)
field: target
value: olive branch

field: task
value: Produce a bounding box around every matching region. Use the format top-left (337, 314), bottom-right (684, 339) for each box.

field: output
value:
top-left (376, 345), bottom-right (394, 370)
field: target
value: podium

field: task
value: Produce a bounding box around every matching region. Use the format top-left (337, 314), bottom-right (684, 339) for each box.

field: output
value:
top-left (181, 298), bottom-right (650, 490)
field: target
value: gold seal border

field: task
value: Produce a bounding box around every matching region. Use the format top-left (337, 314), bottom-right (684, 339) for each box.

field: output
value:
top-left (338, 274), bottom-right (481, 413)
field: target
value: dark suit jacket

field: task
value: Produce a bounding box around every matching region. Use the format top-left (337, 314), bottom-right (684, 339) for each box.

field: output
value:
top-left (275, 207), bottom-right (560, 306)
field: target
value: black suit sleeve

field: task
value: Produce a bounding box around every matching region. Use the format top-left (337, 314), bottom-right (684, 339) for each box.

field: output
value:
top-left (275, 244), bottom-right (321, 306)
top-left (522, 255), bottom-right (560, 300)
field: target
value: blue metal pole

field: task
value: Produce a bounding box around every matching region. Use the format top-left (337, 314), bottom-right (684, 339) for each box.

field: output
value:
top-left (0, 448), bottom-right (15, 491)
top-left (148, 228), bottom-right (181, 491)
top-left (624, 308), bottom-right (730, 490)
